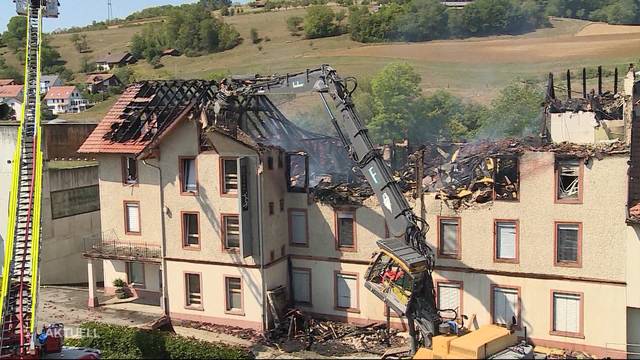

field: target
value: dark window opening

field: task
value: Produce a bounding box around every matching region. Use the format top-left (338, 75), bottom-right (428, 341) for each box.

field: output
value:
top-left (269, 202), bottom-right (274, 215)
top-left (557, 159), bottom-right (581, 201)
top-left (123, 157), bottom-right (138, 185)
top-left (494, 157), bottom-right (519, 201)
top-left (222, 159), bottom-right (238, 194)
top-left (278, 152), bottom-right (284, 168)
top-left (267, 156), bottom-right (274, 170)
top-left (286, 152), bottom-right (309, 193)
top-left (182, 213), bottom-right (200, 247)
top-left (279, 199), bottom-right (285, 212)
top-left (337, 210), bottom-right (355, 248)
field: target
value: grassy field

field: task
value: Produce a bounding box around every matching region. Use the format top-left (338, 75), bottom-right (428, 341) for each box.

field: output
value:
top-left (4, 8), bottom-right (640, 110)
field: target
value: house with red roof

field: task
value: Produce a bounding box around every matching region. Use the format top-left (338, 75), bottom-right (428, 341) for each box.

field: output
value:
top-left (0, 85), bottom-right (24, 120)
top-left (85, 73), bottom-right (122, 94)
top-left (44, 86), bottom-right (87, 114)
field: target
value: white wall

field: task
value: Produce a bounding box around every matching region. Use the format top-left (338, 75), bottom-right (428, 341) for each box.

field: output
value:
top-left (0, 124), bottom-right (18, 270)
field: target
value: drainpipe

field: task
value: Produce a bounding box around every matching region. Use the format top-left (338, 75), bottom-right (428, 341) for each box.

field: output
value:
top-left (256, 154), bottom-right (268, 333)
top-left (143, 159), bottom-right (170, 317)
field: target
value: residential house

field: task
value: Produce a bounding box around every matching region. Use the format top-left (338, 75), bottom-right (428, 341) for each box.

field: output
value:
top-left (40, 74), bottom-right (63, 94)
top-left (95, 52), bottom-right (134, 72)
top-left (85, 73), bottom-right (122, 94)
top-left (44, 86), bottom-right (88, 114)
top-left (78, 70), bottom-right (640, 357)
top-left (0, 85), bottom-right (23, 120)
top-left (0, 79), bottom-right (17, 86)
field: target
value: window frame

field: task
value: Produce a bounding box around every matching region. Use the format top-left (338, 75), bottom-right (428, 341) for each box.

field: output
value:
top-left (435, 280), bottom-right (463, 321)
top-left (493, 219), bottom-right (519, 263)
top-left (288, 208), bottom-right (309, 247)
top-left (549, 290), bottom-right (584, 339)
top-left (181, 211), bottom-right (201, 250)
top-left (334, 271), bottom-right (360, 313)
top-left (179, 156), bottom-right (198, 196)
top-left (184, 272), bottom-right (203, 310)
top-left (126, 261), bottom-right (145, 288)
top-left (224, 275), bottom-right (244, 315)
top-left (490, 284), bottom-right (521, 330)
top-left (123, 200), bottom-right (141, 236)
top-left (219, 157), bottom-right (239, 197)
top-left (554, 157), bottom-right (584, 204)
top-left (554, 221), bottom-right (582, 268)
top-left (121, 156), bottom-right (139, 186)
top-left (437, 216), bottom-right (461, 259)
top-left (492, 156), bottom-right (519, 202)
top-left (221, 213), bottom-right (241, 251)
top-left (291, 267), bottom-right (312, 306)
top-left (335, 208), bottom-right (357, 252)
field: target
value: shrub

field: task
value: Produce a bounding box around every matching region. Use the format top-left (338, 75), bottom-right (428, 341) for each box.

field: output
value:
top-left (65, 322), bottom-right (252, 359)
top-left (286, 15), bottom-right (304, 35)
top-left (303, 5), bottom-right (337, 39)
top-left (250, 28), bottom-right (260, 44)
top-left (112, 278), bottom-right (126, 288)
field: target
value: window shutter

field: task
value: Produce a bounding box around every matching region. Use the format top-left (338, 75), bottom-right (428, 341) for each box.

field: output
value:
top-left (126, 203), bottom-right (140, 233)
top-left (292, 270), bottom-right (310, 303)
top-left (441, 220), bottom-right (458, 254)
top-left (554, 293), bottom-right (580, 333)
top-left (438, 283), bottom-right (460, 311)
top-left (291, 212), bottom-right (307, 245)
top-left (497, 222), bottom-right (516, 259)
top-left (493, 287), bottom-right (517, 326)
top-left (337, 274), bottom-right (357, 309)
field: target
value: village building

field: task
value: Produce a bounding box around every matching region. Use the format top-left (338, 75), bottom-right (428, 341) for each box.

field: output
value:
top-left (44, 86), bottom-right (87, 114)
top-left (0, 85), bottom-right (23, 120)
top-left (0, 79), bottom-right (17, 86)
top-left (40, 74), bottom-right (63, 94)
top-left (77, 67), bottom-right (640, 357)
top-left (85, 73), bottom-right (122, 94)
top-left (95, 52), bottom-right (134, 72)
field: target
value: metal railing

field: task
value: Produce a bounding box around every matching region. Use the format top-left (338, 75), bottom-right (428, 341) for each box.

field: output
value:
top-left (83, 229), bottom-right (161, 260)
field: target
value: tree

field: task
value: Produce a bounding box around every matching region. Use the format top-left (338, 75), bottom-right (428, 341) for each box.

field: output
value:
top-left (478, 80), bottom-right (544, 137)
top-left (70, 33), bottom-right (90, 53)
top-left (80, 56), bottom-right (95, 73)
top-left (395, 0), bottom-right (448, 41)
top-left (250, 28), bottom-right (261, 44)
top-left (303, 5), bottom-right (337, 39)
top-left (368, 62), bottom-right (423, 142)
top-left (3, 16), bottom-right (27, 51)
top-left (0, 57), bottom-right (21, 83)
top-left (287, 16), bottom-right (304, 35)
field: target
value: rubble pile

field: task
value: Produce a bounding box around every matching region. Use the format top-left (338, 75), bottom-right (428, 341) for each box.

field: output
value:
top-left (266, 308), bottom-right (405, 355)
top-left (310, 181), bottom-right (374, 206)
top-left (547, 91), bottom-right (624, 120)
top-left (176, 320), bottom-right (262, 342)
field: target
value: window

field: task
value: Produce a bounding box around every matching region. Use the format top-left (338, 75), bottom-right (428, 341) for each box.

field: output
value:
top-left (438, 217), bottom-right (460, 258)
top-left (551, 291), bottom-right (583, 337)
top-left (221, 159), bottom-right (238, 195)
top-left (122, 157), bottom-right (138, 185)
top-left (277, 152), bottom-right (284, 168)
top-left (126, 262), bottom-right (144, 287)
top-left (185, 273), bottom-right (202, 308)
top-left (289, 209), bottom-right (308, 246)
top-left (286, 153), bottom-right (308, 192)
top-left (292, 268), bottom-right (311, 304)
top-left (335, 273), bottom-right (358, 311)
top-left (437, 282), bottom-right (461, 319)
top-left (495, 220), bottom-right (518, 262)
top-left (269, 202), bottom-right (274, 215)
top-left (222, 215), bottom-right (240, 249)
top-left (267, 156), bottom-right (274, 170)
top-left (180, 157), bottom-right (198, 194)
top-left (492, 286), bottom-right (519, 328)
top-left (124, 201), bottom-right (140, 235)
top-left (182, 212), bottom-right (200, 248)
top-left (336, 210), bottom-right (356, 250)
top-left (279, 199), bottom-right (285, 212)
top-left (555, 223), bottom-right (581, 266)
top-left (494, 157), bottom-right (519, 201)
top-left (225, 277), bottom-right (243, 313)
top-left (556, 158), bottom-right (582, 203)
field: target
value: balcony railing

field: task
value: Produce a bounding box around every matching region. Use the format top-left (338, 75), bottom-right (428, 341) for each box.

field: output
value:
top-left (83, 229), bottom-right (161, 261)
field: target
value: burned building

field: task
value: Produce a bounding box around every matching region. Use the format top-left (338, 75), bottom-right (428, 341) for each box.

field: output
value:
top-left (79, 66), bottom-right (640, 357)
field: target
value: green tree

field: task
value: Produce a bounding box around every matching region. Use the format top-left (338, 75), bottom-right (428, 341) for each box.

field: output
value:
top-left (303, 5), bottom-right (337, 39)
top-left (478, 80), bottom-right (544, 137)
top-left (287, 16), bottom-right (304, 35)
top-left (395, 0), bottom-right (448, 41)
top-left (2, 16), bottom-right (27, 51)
top-left (70, 33), bottom-right (90, 53)
top-left (349, 4), bottom-right (404, 42)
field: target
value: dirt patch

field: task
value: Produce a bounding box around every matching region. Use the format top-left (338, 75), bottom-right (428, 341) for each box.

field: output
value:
top-left (577, 23), bottom-right (640, 37)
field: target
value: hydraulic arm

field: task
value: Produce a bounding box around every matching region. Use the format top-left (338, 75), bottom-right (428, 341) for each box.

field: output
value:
top-left (227, 65), bottom-right (441, 351)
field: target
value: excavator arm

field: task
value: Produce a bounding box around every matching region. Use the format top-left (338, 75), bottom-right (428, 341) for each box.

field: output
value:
top-left (227, 65), bottom-right (441, 352)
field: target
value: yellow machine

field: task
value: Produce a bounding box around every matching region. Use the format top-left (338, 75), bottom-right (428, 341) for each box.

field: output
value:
top-left (414, 325), bottom-right (518, 359)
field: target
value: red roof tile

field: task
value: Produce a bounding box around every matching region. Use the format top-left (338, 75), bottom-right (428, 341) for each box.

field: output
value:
top-left (78, 84), bottom-right (149, 154)
top-left (0, 79), bottom-right (17, 86)
top-left (44, 86), bottom-right (78, 100)
top-left (0, 85), bottom-right (24, 99)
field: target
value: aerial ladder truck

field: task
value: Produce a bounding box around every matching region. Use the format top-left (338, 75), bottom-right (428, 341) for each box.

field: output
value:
top-left (0, 1), bottom-right (97, 358)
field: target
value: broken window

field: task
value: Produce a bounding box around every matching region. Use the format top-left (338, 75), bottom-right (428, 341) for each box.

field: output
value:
top-left (438, 217), bottom-right (460, 258)
top-left (556, 158), bottom-right (582, 202)
top-left (222, 215), bottom-right (240, 249)
top-left (493, 157), bottom-right (519, 201)
top-left (185, 273), bottom-right (202, 308)
top-left (222, 159), bottom-right (238, 194)
top-left (122, 156), bottom-right (138, 185)
top-left (556, 223), bottom-right (581, 265)
top-left (180, 158), bottom-right (197, 194)
top-left (182, 212), bottom-right (200, 248)
top-left (336, 210), bottom-right (355, 249)
top-left (225, 277), bottom-right (243, 313)
top-left (286, 152), bottom-right (309, 193)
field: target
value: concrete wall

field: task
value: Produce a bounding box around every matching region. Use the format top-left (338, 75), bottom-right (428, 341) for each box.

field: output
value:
top-left (549, 112), bottom-right (599, 144)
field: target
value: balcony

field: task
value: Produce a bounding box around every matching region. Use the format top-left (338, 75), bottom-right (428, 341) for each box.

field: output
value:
top-left (83, 229), bottom-right (161, 262)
